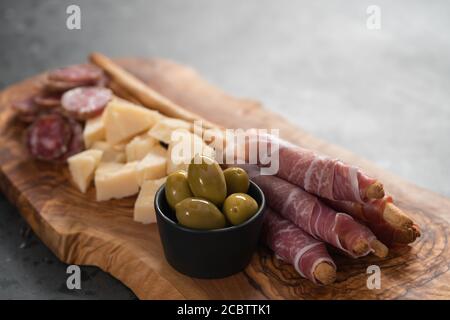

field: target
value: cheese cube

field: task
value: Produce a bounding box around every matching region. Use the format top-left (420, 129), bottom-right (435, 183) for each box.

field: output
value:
top-left (148, 117), bottom-right (192, 144)
top-left (83, 114), bottom-right (105, 148)
top-left (103, 98), bottom-right (162, 145)
top-left (68, 150), bottom-right (103, 193)
top-left (125, 134), bottom-right (159, 162)
top-left (134, 177), bottom-right (167, 224)
top-left (91, 141), bottom-right (126, 163)
top-left (166, 131), bottom-right (216, 174)
top-left (135, 145), bottom-right (167, 186)
top-left (95, 162), bottom-right (139, 201)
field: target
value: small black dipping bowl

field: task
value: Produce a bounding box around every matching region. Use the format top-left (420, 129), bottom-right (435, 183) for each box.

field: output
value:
top-left (155, 181), bottom-right (266, 279)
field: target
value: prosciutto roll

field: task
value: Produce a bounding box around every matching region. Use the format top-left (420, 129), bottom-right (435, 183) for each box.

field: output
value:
top-left (263, 208), bottom-right (336, 285)
top-left (239, 133), bottom-right (384, 203)
top-left (324, 197), bottom-right (421, 247)
top-left (243, 165), bottom-right (387, 258)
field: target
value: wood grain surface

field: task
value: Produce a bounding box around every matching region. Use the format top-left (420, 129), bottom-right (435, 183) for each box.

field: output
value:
top-left (0, 58), bottom-right (449, 299)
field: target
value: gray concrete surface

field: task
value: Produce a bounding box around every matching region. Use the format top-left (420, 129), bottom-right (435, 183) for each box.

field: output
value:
top-left (0, 0), bottom-right (449, 299)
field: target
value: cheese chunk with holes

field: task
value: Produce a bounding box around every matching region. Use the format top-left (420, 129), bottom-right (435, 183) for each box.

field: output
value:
top-left (68, 149), bottom-right (103, 193)
top-left (83, 114), bottom-right (105, 148)
top-left (91, 141), bottom-right (126, 163)
top-left (103, 98), bottom-right (161, 144)
top-left (134, 177), bottom-right (166, 224)
top-left (126, 134), bottom-right (159, 162)
top-left (166, 130), bottom-right (215, 174)
top-left (95, 162), bottom-right (139, 201)
top-left (136, 145), bottom-right (167, 186)
top-left (148, 117), bottom-right (192, 144)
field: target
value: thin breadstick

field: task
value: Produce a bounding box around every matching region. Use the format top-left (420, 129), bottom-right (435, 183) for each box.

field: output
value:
top-left (366, 181), bottom-right (385, 200)
top-left (313, 262), bottom-right (337, 285)
top-left (383, 203), bottom-right (413, 228)
top-left (108, 80), bottom-right (141, 104)
top-left (89, 52), bottom-right (218, 129)
top-left (323, 197), bottom-right (420, 246)
top-left (370, 240), bottom-right (389, 258)
top-left (352, 239), bottom-right (370, 256)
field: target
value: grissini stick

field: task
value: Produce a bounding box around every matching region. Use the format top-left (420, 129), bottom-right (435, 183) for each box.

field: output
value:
top-left (108, 80), bottom-right (141, 105)
top-left (241, 164), bottom-right (388, 258)
top-left (263, 208), bottom-right (337, 285)
top-left (89, 52), bottom-right (219, 130)
top-left (324, 197), bottom-right (421, 246)
top-left (239, 132), bottom-right (385, 202)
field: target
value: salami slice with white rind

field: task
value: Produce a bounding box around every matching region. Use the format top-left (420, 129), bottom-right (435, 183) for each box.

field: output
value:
top-left (48, 64), bottom-right (102, 83)
top-left (61, 87), bottom-right (112, 120)
top-left (44, 79), bottom-right (93, 93)
top-left (12, 97), bottom-right (40, 123)
top-left (27, 113), bottom-right (72, 161)
top-left (58, 119), bottom-right (85, 161)
top-left (33, 93), bottom-right (61, 108)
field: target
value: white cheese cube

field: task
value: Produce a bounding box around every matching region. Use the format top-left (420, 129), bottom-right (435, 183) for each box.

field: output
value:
top-left (135, 145), bottom-right (167, 186)
top-left (95, 161), bottom-right (139, 201)
top-left (91, 141), bottom-right (126, 163)
top-left (166, 131), bottom-right (216, 174)
top-left (83, 114), bottom-right (105, 148)
top-left (103, 98), bottom-right (161, 145)
top-left (134, 177), bottom-right (167, 224)
top-left (148, 117), bottom-right (192, 144)
top-left (125, 134), bottom-right (159, 162)
top-left (68, 149), bottom-right (103, 193)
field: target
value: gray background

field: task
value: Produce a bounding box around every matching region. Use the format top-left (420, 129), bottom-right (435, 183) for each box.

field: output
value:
top-left (0, 0), bottom-right (449, 299)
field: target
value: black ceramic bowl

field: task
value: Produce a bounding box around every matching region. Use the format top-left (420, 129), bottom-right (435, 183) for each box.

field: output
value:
top-left (155, 181), bottom-right (266, 279)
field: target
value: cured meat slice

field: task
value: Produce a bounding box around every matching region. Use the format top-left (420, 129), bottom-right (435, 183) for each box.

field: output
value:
top-left (58, 119), bottom-right (85, 161)
top-left (61, 87), bottom-right (112, 120)
top-left (33, 93), bottom-right (61, 108)
top-left (48, 64), bottom-right (103, 83)
top-left (44, 79), bottom-right (93, 93)
top-left (263, 208), bottom-right (336, 284)
top-left (238, 133), bottom-right (383, 203)
top-left (12, 97), bottom-right (39, 123)
top-left (324, 197), bottom-right (421, 246)
top-left (242, 165), bottom-right (387, 258)
top-left (27, 113), bottom-right (72, 161)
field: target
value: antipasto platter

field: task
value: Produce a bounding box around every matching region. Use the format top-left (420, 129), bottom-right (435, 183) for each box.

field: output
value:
top-left (0, 54), bottom-right (449, 299)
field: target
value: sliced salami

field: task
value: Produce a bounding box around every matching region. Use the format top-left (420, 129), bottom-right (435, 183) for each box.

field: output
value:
top-left (27, 113), bottom-right (72, 161)
top-left (33, 93), bottom-right (61, 109)
top-left (48, 64), bottom-right (103, 83)
top-left (44, 79), bottom-right (92, 93)
top-left (12, 97), bottom-right (39, 123)
top-left (95, 73), bottom-right (110, 87)
top-left (61, 86), bottom-right (112, 120)
top-left (58, 119), bottom-right (85, 161)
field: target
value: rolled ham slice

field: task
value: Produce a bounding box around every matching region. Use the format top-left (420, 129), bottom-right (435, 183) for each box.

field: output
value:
top-left (239, 133), bottom-right (384, 203)
top-left (242, 165), bottom-right (387, 258)
top-left (263, 208), bottom-right (336, 285)
top-left (324, 197), bottom-right (421, 247)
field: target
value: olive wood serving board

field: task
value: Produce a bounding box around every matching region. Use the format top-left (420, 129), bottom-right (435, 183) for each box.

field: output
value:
top-left (0, 58), bottom-right (449, 300)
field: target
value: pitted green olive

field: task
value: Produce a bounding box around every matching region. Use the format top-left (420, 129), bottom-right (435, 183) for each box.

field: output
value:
top-left (165, 170), bottom-right (193, 210)
top-left (222, 193), bottom-right (259, 226)
top-left (223, 167), bottom-right (250, 195)
top-left (187, 155), bottom-right (227, 206)
top-left (175, 197), bottom-right (226, 230)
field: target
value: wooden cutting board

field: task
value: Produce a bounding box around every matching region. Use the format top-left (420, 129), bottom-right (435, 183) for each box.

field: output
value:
top-left (0, 58), bottom-right (449, 300)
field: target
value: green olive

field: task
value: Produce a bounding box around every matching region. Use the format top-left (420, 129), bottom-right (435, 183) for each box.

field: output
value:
top-left (187, 155), bottom-right (227, 206)
top-left (222, 193), bottom-right (259, 226)
top-left (165, 170), bottom-right (193, 210)
top-left (223, 167), bottom-right (250, 195)
top-left (175, 197), bottom-right (226, 230)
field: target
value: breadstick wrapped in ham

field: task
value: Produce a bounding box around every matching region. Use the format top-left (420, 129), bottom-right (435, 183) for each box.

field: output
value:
top-left (242, 165), bottom-right (388, 258)
top-left (263, 208), bottom-right (337, 285)
top-left (323, 197), bottom-right (421, 247)
top-left (238, 132), bottom-right (384, 203)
